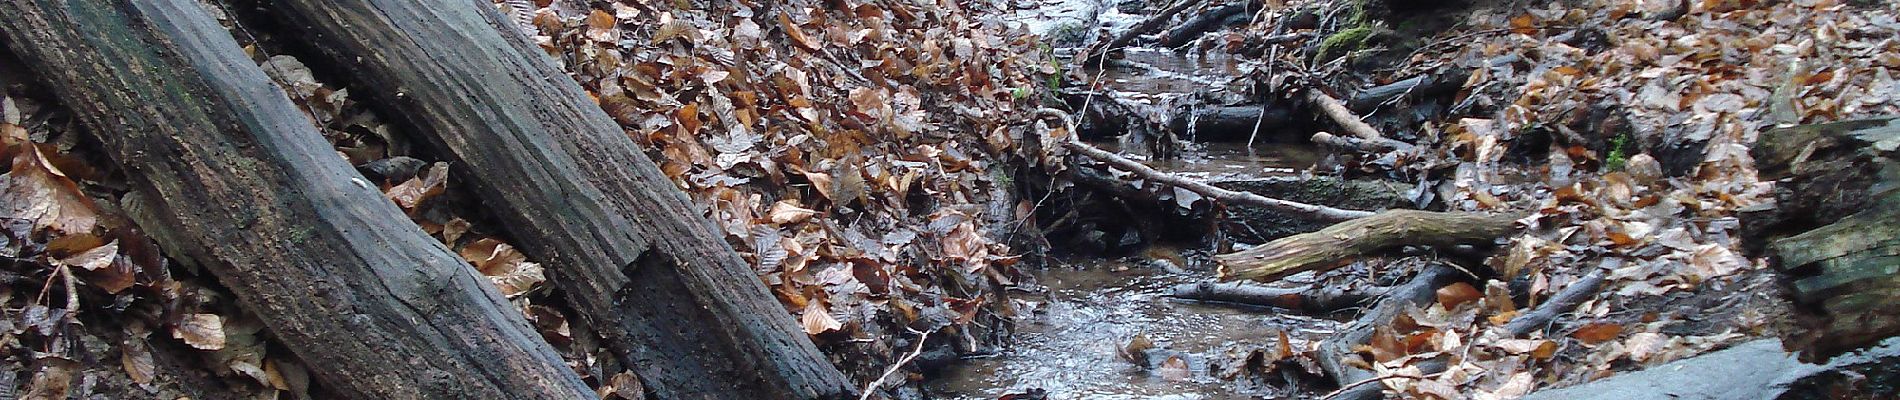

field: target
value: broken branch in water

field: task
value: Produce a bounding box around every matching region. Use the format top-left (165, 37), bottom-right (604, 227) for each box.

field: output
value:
top-left (1215, 210), bottom-right (1521, 282)
top-left (1312, 131), bottom-right (1408, 153)
top-left (1034, 108), bottom-right (1375, 222)
top-left (1168, 281), bottom-right (1387, 314)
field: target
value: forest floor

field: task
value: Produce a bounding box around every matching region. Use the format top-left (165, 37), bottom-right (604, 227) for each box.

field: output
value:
top-left (1, 0), bottom-right (1896, 398)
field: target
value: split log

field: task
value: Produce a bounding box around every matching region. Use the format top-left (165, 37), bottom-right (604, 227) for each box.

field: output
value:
top-left (1081, 0), bottom-right (1203, 66)
top-left (0, 0), bottom-right (593, 397)
top-left (1063, 139), bottom-right (1376, 222)
top-left (1156, 1), bottom-right (1257, 48)
top-left (1216, 210), bottom-right (1520, 282)
top-left (1168, 281), bottom-right (1385, 314)
top-left (1746, 116), bottom-right (1900, 362)
top-left (256, 1), bottom-right (855, 398)
top-left (1318, 265), bottom-right (1466, 400)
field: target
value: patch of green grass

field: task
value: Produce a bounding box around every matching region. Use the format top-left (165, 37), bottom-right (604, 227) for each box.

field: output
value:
top-left (1316, 25), bottom-right (1375, 62)
top-left (1604, 133), bottom-right (1633, 171)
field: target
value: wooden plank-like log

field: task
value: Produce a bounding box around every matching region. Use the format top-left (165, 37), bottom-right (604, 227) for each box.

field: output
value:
top-left (0, 1), bottom-right (594, 398)
top-left (1216, 210), bottom-right (1519, 282)
top-left (254, 1), bottom-right (856, 398)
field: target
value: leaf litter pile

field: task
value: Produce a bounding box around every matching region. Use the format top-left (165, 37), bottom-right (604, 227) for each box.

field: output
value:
top-left (3, 0), bottom-right (1899, 398)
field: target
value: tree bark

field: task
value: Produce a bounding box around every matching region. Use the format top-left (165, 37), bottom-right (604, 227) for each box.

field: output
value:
top-left (1748, 116), bottom-right (1900, 362)
top-left (1216, 210), bottom-right (1519, 282)
top-left (251, 1), bottom-right (856, 398)
top-left (1156, 1), bottom-right (1255, 48)
top-left (0, 1), bottom-right (594, 398)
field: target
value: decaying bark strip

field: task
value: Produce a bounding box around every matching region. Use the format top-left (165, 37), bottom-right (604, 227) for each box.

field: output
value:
top-left (253, 0), bottom-right (857, 397)
top-left (1748, 116), bottom-right (1900, 362)
top-left (1216, 210), bottom-right (1520, 282)
top-left (0, 0), bottom-right (594, 397)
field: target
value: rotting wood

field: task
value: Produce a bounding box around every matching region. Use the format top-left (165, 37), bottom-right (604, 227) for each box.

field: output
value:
top-left (0, 0), bottom-right (594, 397)
top-left (1216, 210), bottom-right (1520, 282)
top-left (1169, 105), bottom-right (1295, 142)
top-left (1746, 116), bottom-right (1900, 362)
top-left (252, 0), bottom-right (856, 398)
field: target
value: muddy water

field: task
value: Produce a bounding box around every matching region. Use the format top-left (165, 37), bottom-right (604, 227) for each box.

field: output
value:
top-left (925, 261), bottom-right (1338, 399)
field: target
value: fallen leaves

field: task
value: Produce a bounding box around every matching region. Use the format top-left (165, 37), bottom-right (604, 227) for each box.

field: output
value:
top-left (175, 314), bottom-right (226, 351)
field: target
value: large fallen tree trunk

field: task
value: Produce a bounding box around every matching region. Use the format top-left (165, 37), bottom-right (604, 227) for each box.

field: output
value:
top-left (1746, 116), bottom-right (1900, 362)
top-left (1216, 210), bottom-right (1520, 282)
top-left (0, 1), bottom-right (594, 397)
top-left (255, 1), bottom-right (855, 398)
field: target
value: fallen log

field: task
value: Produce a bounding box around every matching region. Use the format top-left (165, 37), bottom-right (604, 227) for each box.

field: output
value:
top-left (1167, 105), bottom-right (1295, 142)
top-left (0, 0), bottom-right (593, 397)
top-left (1216, 210), bottom-right (1520, 282)
top-left (1745, 116), bottom-right (1900, 362)
top-left (1213, 177), bottom-right (1410, 243)
top-left (1156, 1), bottom-right (1257, 48)
top-left (1168, 281), bottom-right (1385, 314)
top-left (1062, 139), bottom-right (1376, 222)
top-left (1318, 265), bottom-right (1466, 400)
top-left (1081, 0), bottom-right (1203, 66)
top-left (258, 1), bottom-right (855, 398)
top-left (1347, 70), bottom-right (1471, 113)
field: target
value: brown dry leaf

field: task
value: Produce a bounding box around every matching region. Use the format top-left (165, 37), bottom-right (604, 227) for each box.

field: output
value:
top-left (386, 162), bottom-right (448, 210)
top-left (677, 103), bottom-right (702, 135)
top-left (606, 371), bottom-right (645, 399)
top-left (1436, 282), bottom-right (1482, 309)
top-left (2, 144), bottom-right (101, 237)
top-left (175, 314), bottom-right (226, 350)
top-left (1157, 355), bottom-right (1191, 381)
top-left (1510, 14), bottom-right (1537, 35)
top-left (585, 9), bottom-right (617, 42)
top-left (22, 356), bottom-right (79, 400)
top-left (1570, 322), bottom-right (1624, 344)
top-left (768, 200), bottom-right (818, 224)
top-left (121, 338), bottom-right (156, 384)
top-left (458, 238), bottom-right (545, 297)
top-left (57, 239), bottom-right (117, 271)
top-left (799, 300), bottom-right (841, 334)
top-left (778, 13), bottom-right (822, 51)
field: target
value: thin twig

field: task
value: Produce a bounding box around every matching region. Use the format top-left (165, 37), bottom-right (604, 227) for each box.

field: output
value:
top-left (858, 329), bottom-right (935, 400)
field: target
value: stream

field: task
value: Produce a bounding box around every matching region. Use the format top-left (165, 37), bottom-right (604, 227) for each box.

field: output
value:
top-left (924, 260), bottom-right (1339, 399)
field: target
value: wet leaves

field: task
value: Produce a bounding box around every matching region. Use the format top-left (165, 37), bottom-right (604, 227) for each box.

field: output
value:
top-left (174, 314), bottom-right (226, 351)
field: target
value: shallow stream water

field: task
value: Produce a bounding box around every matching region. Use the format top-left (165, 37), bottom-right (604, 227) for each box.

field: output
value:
top-left (924, 261), bottom-right (1339, 399)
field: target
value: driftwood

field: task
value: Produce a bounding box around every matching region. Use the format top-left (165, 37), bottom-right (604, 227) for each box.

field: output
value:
top-left (1082, 0), bottom-right (1202, 66)
top-left (1063, 139), bottom-right (1376, 222)
top-left (1156, 1), bottom-right (1257, 48)
top-left (1745, 117), bottom-right (1900, 362)
top-left (258, 0), bottom-right (855, 398)
top-left (1168, 281), bottom-right (1385, 314)
top-left (1503, 270), bottom-right (1607, 336)
top-left (0, 0), bottom-right (593, 397)
top-left (1216, 210), bottom-right (1520, 282)
top-left (1318, 265), bottom-right (1466, 400)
